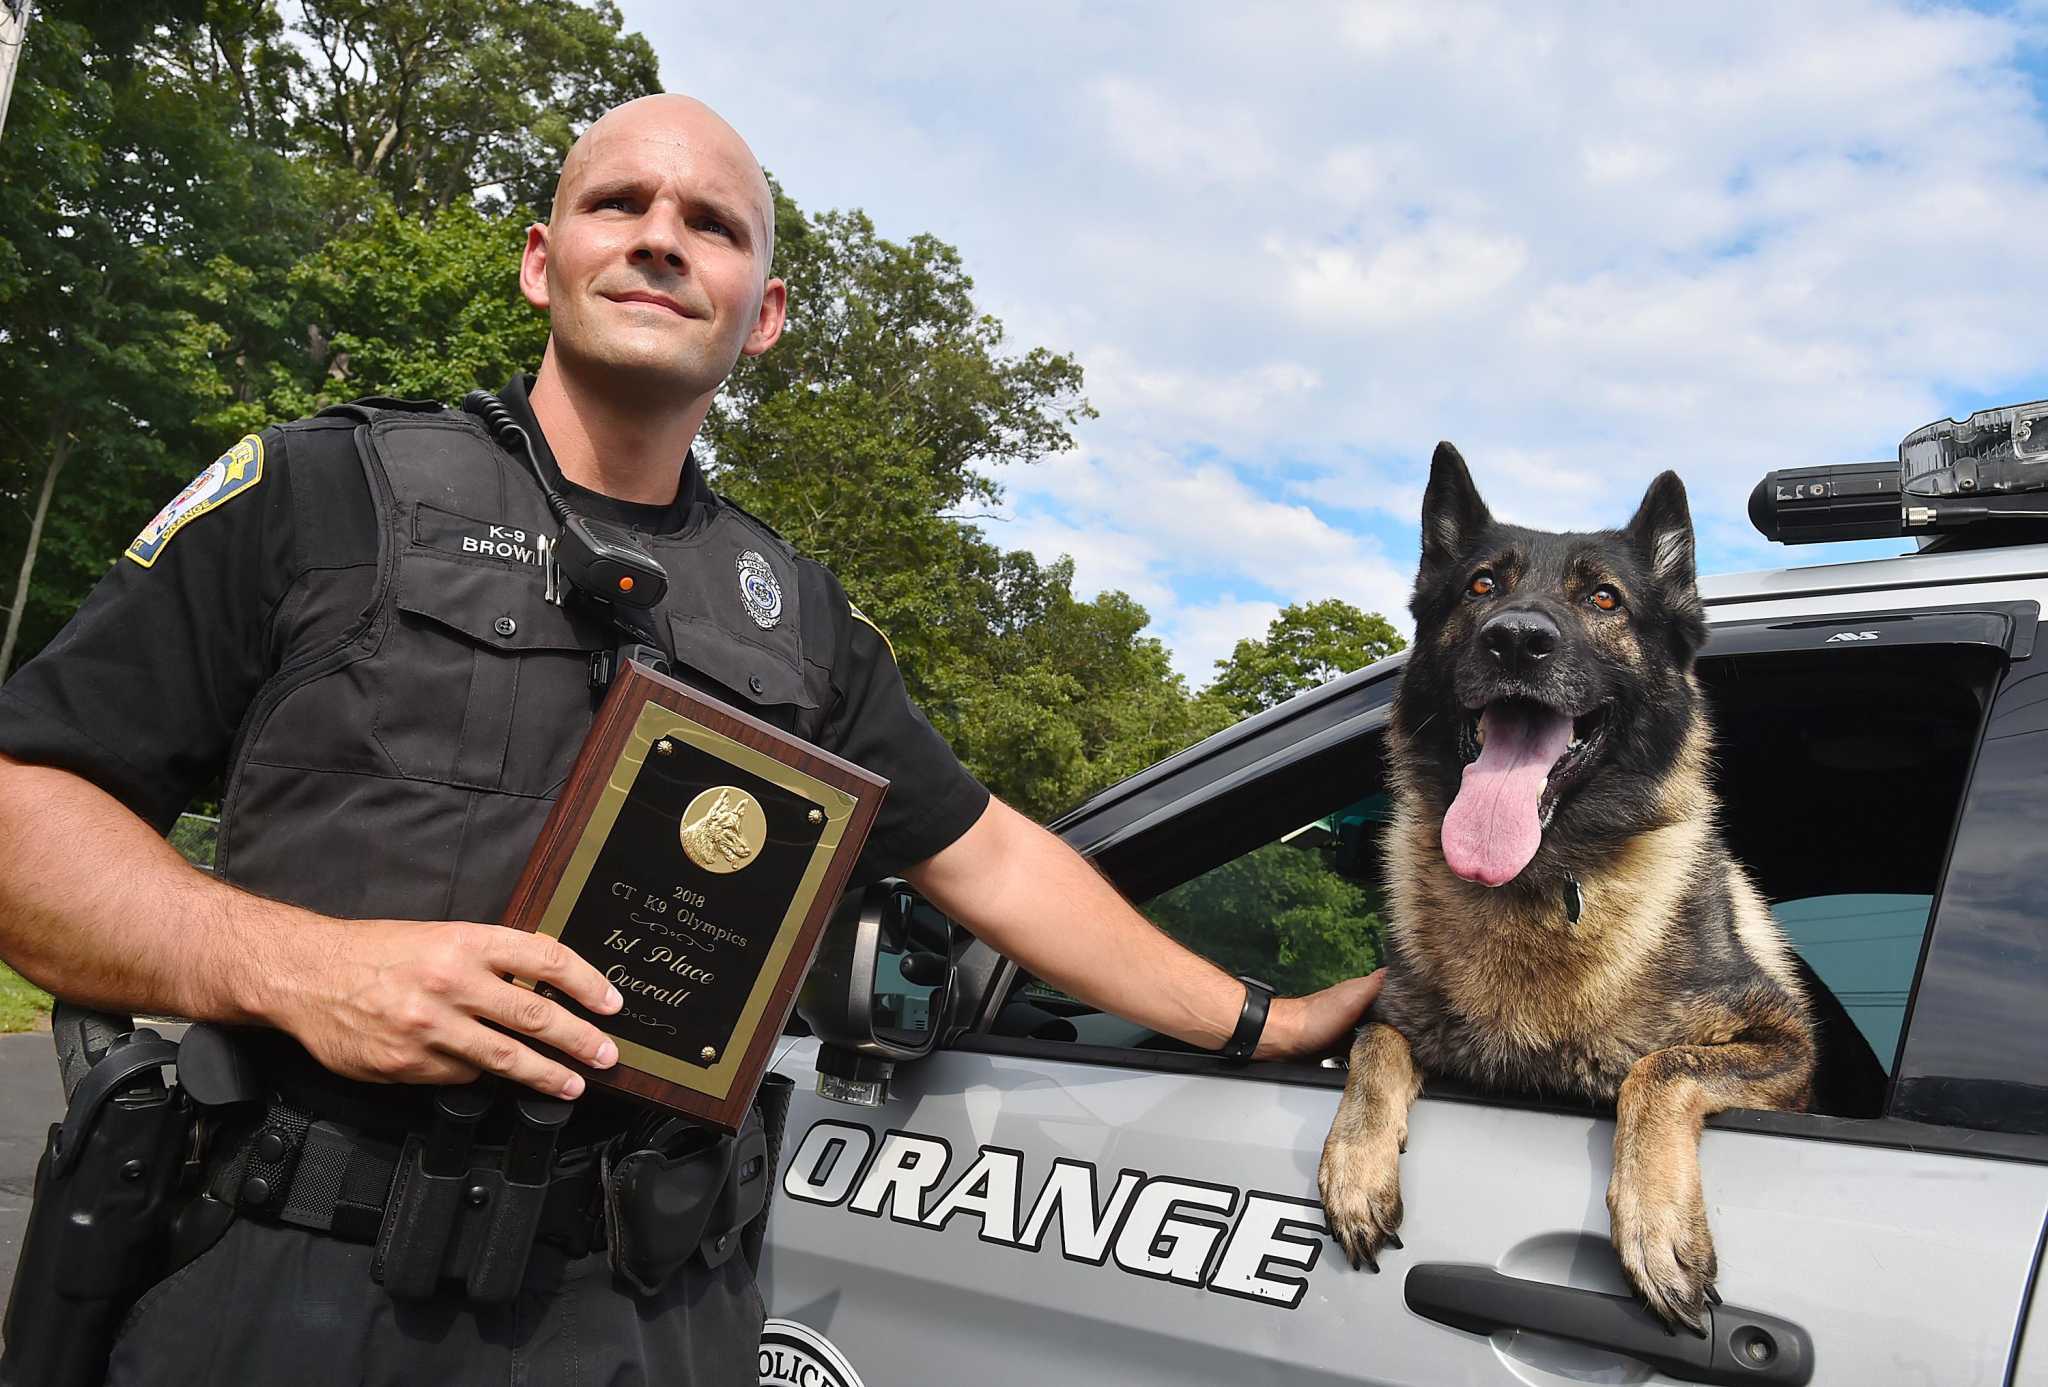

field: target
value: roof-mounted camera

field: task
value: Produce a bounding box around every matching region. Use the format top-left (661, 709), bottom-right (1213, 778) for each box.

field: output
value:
top-left (1749, 398), bottom-right (2048, 546)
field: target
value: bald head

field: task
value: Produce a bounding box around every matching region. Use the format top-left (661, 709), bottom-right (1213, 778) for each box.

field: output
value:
top-left (549, 94), bottom-right (776, 272)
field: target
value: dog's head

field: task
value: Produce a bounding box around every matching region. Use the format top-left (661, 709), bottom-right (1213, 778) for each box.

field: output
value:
top-left (1393, 442), bottom-right (1708, 889)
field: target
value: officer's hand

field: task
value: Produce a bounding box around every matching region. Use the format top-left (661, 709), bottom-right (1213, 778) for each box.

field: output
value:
top-left (281, 920), bottom-right (624, 1098)
top-left (1257, 970), bottom-right (1384, 1060)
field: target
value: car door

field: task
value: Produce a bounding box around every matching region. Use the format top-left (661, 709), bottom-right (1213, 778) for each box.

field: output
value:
top-left (760, 605), bottom-right (2048, 1387)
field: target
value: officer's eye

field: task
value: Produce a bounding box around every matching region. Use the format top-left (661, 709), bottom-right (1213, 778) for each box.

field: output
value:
top-left (593, 195), bottom-right (636, 212)
top-left (1589, 586), bottom-right (1621, 612)
top-left (1467, 572), bottom-right (1496, 599)
top-left (697, 217), bottom-right (735, 239)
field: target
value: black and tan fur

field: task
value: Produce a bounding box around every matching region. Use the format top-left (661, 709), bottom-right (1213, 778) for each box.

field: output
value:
top-left (1318, 444), bottom-right (1815, 1333)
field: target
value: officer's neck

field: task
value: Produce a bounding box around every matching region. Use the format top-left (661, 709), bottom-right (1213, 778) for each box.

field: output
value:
top-left (525, 352), bottom-right (702, 505)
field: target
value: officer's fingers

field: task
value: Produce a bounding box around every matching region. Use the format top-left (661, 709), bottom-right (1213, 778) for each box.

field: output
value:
top-left (481, 928), bottom-right (622, 1017)
top-left (451, 1020), bottom-right (590, 1100)
top-left (1338, 969), bottom-right (1385, 1014)
top-left (478, 980), bottom-right (618, 1073)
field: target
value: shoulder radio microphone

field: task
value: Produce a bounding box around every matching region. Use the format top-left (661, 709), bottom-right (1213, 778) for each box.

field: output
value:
top-left (461, 390), bottom-right (669, 610)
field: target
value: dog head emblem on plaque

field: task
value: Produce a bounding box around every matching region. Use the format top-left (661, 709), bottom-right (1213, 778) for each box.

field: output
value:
top-left (679, 786), bottom-right (766, 873)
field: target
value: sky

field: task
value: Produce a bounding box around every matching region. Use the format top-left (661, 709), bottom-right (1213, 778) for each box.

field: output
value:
top-left (619, 0), bottom-right (2048, 683)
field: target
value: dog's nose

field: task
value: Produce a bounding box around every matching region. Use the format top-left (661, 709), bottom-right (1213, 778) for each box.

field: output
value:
top-left (1481, 610), bottom-right (1559, 675)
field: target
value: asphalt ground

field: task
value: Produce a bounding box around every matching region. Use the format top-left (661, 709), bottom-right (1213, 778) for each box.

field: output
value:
top-left (0, 1028), bottom-right (63, 1312)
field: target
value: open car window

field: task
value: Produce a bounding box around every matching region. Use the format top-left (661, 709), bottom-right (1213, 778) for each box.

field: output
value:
top-left (1000, 636), bottom-right (2003, 1121)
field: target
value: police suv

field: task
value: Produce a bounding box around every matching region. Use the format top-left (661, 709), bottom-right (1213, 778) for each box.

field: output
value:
top-left (763, 403), bottom-right (2048, 1387)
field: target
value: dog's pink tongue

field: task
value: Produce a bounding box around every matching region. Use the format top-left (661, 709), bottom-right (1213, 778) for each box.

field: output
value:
top-left (1442, 703), bottom-right (1574, 887)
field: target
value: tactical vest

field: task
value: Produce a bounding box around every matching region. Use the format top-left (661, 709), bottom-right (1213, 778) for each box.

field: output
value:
top-left (216, 403), bottom-right (833, 928)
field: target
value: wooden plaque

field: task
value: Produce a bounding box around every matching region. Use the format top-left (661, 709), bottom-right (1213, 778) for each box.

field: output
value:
top-left (501, 660), bottom-right (887, 1132)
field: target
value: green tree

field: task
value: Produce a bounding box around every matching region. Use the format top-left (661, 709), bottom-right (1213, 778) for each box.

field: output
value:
top-left (290, 0), bottom-right (659, 215)
top-left (936, 552), bottom-right (1224, 821)
top-left (1143, 838), bottom-right (1384, 996)
top-left (1206, 598), bottom-right (1406, 718)
top-left (0, 8), bottom-right (314, 673)
top-left (219, 198), bottom-right (550, 431)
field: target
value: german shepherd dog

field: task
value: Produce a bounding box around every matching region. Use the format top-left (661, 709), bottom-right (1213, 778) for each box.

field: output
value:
top-left (1318, 444), bottom-right (1815, 1333)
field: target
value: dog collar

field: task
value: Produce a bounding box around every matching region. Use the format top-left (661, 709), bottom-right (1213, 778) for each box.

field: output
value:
top-left (1564, 874), bottom-right (1583, 926)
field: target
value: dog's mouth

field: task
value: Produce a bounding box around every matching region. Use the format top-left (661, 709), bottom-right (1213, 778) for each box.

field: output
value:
top-left (1442, 698), bottom-right (1611, 887)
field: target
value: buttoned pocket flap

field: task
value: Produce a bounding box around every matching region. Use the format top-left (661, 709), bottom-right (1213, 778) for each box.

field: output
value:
top-left (394, 548), bottom-right (592, 653)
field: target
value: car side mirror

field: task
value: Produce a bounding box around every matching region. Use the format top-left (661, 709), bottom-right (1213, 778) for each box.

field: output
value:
top-left (796, 880), bottom-right (955, 1106)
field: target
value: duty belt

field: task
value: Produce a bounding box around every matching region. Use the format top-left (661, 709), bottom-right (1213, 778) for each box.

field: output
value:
top-left (207, 1077), bottom-right (784, 1305)
top-left (211, 1101), bottom-right (609, 1264)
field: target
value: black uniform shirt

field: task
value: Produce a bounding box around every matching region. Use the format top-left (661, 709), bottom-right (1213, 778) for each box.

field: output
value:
top-left (0, 380), bottom-right (988, 885)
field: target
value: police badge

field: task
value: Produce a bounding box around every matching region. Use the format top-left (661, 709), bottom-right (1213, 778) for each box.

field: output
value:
top-left (736, 550), bottom-right (783, 629)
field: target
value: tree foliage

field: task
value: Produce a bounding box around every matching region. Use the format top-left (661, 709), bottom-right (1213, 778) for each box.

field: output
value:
top-left (1143, 839), bottom-right (1384, 996)
top-left (291, 0), bottom-right (658, 215)
top-left (0, 8), bottom-right (316, 669)
top-left (1208, 598), bottom-right (1406, 718)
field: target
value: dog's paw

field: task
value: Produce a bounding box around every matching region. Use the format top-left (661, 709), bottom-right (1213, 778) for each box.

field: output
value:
top-left (1607, 1169), bottom-right (1718, 1336)
top-left (1318, 1131), bottom-right (1405, 1273)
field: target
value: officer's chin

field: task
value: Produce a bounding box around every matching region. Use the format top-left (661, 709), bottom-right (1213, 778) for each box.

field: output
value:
top-left (559, 330), bottom-right (727, 399)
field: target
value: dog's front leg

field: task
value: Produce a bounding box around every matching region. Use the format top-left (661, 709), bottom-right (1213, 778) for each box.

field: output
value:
top-left (1319, 1022), bottom-right (1422, 1271)
top-left (1608, 1031), bottom-right (1813, 1333)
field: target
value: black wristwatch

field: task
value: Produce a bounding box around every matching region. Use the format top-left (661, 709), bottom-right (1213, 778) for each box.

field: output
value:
top-left (1221, 975), bottom-right (1274, 1061)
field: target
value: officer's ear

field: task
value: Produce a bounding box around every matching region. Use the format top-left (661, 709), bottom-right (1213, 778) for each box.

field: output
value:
top-left (742, 278), bottom-right (786, 359)
top-left (519, 224), bottom-right (552, 312)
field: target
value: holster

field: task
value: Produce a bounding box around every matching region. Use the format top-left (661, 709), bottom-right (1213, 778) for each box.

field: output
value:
top-left (603, 1072), bottom-right (792, 1296)
top-left (0, 1013), bottom-right (192, 1387)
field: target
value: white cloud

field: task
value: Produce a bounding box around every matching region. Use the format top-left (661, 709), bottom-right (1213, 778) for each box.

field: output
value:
top-left (1080, 348), bottom-right (1321, 436)
top-left (1164, 598), bottom-right (1284, 685)
top-left (1276, 228), bottom-right (1530, 328)
top-left (622, 0), bottom-right (2048, 679)
top-left (994, 440), bottom-right (1414, 680)
top-left (1088, 77), bottom-right (1275, 188)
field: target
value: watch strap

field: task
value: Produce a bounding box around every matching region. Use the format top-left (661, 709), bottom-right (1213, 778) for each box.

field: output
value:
top-left (1221, 975), bottom-right (1274, 1061)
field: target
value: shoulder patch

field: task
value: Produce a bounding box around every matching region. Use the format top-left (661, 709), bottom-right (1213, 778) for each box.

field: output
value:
top-left (125, 435), bottom-right (265, 568)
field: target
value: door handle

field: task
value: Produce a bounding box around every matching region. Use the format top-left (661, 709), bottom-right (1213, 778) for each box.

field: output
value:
top-left (1405, 1263), bottom-right (1812, 1386)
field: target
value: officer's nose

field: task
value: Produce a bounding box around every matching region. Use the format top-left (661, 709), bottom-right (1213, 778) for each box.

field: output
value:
top-left (1481, 610), bottom-right (1559, 677)
top-left (630, 212), bottom-right (689, 272)
top-left (631, 241), bottom-right (685, 272)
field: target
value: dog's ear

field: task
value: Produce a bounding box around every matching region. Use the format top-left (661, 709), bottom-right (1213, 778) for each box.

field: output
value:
top-left (1419, 442), bottom-right (1492, 578)
top-left (1625, 471), bottom-right (1696, 590)
top-left (1625, 471), bottom-right (1706, 642)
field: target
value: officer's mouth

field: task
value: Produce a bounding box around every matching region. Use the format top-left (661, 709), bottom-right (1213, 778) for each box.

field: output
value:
top-left (604, 291), bottom-right (698, 318)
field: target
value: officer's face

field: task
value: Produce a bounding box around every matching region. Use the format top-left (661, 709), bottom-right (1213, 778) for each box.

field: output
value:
top-left (521, 99), bottom-right (785, 400)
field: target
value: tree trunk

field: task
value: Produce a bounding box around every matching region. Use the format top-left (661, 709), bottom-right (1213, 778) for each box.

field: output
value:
top-left (0, 2), bottom-right (30, 142)
top-left (1, 434), bottom-right (74, 679)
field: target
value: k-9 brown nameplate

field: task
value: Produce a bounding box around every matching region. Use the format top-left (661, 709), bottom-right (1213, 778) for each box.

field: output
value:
top-left (501, 660), bottom-right (887, 1132)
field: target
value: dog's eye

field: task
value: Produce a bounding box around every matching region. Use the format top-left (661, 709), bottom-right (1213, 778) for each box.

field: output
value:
top-left (1589, 586), bottom-right (1620, 611)
top-left (1467, 573), bottom-right (1496, 598)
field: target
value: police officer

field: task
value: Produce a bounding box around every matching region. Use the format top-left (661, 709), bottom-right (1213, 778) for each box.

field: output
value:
top-left (0, 94), bottom-right (1381, 1383)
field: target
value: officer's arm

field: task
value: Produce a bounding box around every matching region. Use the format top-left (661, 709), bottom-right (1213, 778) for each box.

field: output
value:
top-left (903, 794), bottom-right (1381, 1059)
top-left (0, 752), bottom-right (624, 1097)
